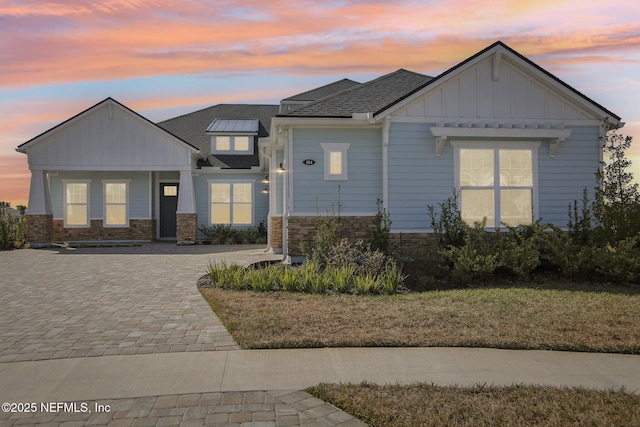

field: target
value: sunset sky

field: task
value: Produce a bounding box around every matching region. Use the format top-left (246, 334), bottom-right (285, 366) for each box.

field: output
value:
top-left (1, 0), bottom-right (639, 207)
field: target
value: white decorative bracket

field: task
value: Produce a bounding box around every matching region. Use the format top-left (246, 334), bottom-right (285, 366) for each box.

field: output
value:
top-left (430, 123), bottom-right (572, 159)
top-left (549, 138), bottom-right (565, 158)
top-left (435, 136), bottom-right (447, 157)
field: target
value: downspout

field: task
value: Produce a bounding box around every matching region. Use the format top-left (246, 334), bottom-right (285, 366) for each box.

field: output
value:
top-left (382, 116), bottom-right (391, 210)
top-left (282, 127), bottom-right (292, 262)
top-left (260, 141), bottom-right (273, 252)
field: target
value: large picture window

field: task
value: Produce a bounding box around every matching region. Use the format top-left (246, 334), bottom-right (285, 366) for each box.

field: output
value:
top-left (103, 181), bottom-right (129, 227)
top-left (456, 144), bottom-right (537, 227)
top-left (63, 180), bottom-right (90, 227)
top-left (209, 181), bottom-right (253, 225)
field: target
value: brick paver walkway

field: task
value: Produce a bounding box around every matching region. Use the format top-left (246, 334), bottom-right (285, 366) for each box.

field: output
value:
top-left (0, 390), bottom-right (366, 426)
top-left (0, 244), bottom-right (280, 362)
top-left (0, 244), bottom-right (366, 426)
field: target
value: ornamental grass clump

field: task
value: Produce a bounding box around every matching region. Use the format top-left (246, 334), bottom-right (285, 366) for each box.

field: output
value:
top-left (354, 274), bottom-right (379, 295)
top-left (330, 265), bottom-right (356, 293)
top-left (279, 266), bottom-right (300, 292)
top-left (207, 260), bottom-right (405, 295)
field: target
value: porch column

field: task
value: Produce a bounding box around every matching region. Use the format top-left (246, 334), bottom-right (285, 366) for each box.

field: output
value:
top-left (176, 170), bottom-right (197, 244)
top-left (26, 170), bottom-right (53, 248)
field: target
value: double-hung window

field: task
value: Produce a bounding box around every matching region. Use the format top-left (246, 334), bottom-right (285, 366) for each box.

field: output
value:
top-left (103, 180), bottom-right (129, 227)
top-left (456, 143), bottom-right (537, 227)
top-left (63, 180), bottom-right (90, 227)
top-left (209, 181), bottom-right (253, 225)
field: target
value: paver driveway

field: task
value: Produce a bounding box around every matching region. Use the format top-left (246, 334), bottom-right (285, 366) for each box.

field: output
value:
top-left (0, 244), bottom-right (281, 362)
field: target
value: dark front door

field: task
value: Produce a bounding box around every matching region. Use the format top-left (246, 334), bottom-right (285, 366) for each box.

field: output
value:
top-left (160, 183), bottom-right (179, 238)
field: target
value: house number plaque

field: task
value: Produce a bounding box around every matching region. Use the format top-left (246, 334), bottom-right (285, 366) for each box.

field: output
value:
top-left (302, 159), bottom-right (316, 165)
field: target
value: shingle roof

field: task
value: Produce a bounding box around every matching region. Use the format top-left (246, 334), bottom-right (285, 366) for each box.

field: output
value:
top-left (157, 104), bottom-right (279, 169)
top-left (282, 78), bottom-right (361, 102)
top-left (279, 70), bottom-right (433, 118)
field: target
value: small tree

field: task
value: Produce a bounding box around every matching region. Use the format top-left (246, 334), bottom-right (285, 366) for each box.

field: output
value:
top-left (594, 123), bottom-right (640, 242)
top-left (367, 199), bottom-right (392, 255)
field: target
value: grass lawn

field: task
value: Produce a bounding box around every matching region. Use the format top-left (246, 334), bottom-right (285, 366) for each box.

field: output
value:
top-left (200, 283), bottom-right (640, 353)
top-left (307, 382), bottom-right (640, 427)
top-left (200, 281), bottom-right (640, 425)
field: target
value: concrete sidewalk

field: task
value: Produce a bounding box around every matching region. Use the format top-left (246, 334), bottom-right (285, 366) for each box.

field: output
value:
top-left (2, 347), bottom-right (639, 402)
top-left (1, 347), bottom-right (638, 425)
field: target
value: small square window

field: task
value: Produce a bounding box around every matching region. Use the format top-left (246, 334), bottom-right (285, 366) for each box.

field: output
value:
top-left (216, 136), bottom-right (231, 151)
top-left (321, 143), bottom-right (350, 180)
top-left (163, 185), bottom-right (178, 197)
top-left (234, 136), bottom-right (250, 151)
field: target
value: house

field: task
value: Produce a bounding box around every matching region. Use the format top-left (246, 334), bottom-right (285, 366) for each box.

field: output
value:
top-left (17, 41), bottom-right (621, 257)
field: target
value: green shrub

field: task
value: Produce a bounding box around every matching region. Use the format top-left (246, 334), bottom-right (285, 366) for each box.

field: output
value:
top-left (594, 125), bottom-right (640, 243)
top-left (593, 237), bottom-right (640, 283)
top-left (541, 230), bottom-right (596, 278)
top-left (568, 188), bottom-right (595, 246)
top-left (199, 223), bottom-right (267, 244)
top-left (495, 226), bottom-right (540, 277)
top-left (428, 190), bottom-right (467, 249)
top-left (324, 239), bottom-right (389, 278)
top-left (441, 222), bottom-right (499, 284)
top-left (0, 206), bottom-right (26, 250)
top-left (304, 213), bottom-right (343, 266)
top-left (367, 199), bottom-right (392, 255)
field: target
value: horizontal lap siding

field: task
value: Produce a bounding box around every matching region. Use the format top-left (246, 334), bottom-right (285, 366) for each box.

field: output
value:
top-left (292, 128), bottom-right (382, 213)
top-left (388, 123), bottom-right (454, 229)
top-left (538, 126), bottom-right (600, 226)
top-left (50, 171), bottom-right (151, 219)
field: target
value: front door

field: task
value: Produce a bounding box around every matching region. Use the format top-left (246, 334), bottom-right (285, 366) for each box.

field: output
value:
top-left (160, 183), bottom-right (179, 238)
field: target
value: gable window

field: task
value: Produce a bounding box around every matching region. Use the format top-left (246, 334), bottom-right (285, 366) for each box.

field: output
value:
top-left (212, 136), bottom-right (253, 153)
top-left (209, 181), bottom-right (253, 225)
top-left (455, 143), bottom-right (538, 227)
top-left (63, 180), bottom-right (90, 227)
top-left (103, 180), bottom-right (129, 227)
top-left (321, 143), bottom-right (350, 180)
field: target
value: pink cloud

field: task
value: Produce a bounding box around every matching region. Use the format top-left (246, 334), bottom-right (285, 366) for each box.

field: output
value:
top-left (2, 0), bottom-right (639, 88)
top-left (0, 154), bottom-right (29, 207)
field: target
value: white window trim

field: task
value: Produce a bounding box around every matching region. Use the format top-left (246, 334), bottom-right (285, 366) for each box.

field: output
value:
top-left (62, 179), bottom-right (91, 228)
top-left (207, 179), bottom-right (255, 226)
top-left (211, 135), bottom-right (254, 154)
top-left (320, 143), bottom-right (350, 180)
top-left (102, 179), bottom-right (130, 228)
top-left (452, 141), bottom-right (540, 227)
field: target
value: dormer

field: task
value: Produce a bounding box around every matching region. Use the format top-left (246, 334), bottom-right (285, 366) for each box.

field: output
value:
top-left (206, 119), bottom-right (259, 155)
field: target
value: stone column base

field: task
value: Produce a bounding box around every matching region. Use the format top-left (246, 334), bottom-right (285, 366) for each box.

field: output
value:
top-left (177, 213), bottom-right (198, 244)
top-left (26, 214), bottom-right (53, 248)
top-left (270, 216), bottom-right (283, 253)
top-left (286, 215), bottom-right (374, 257)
